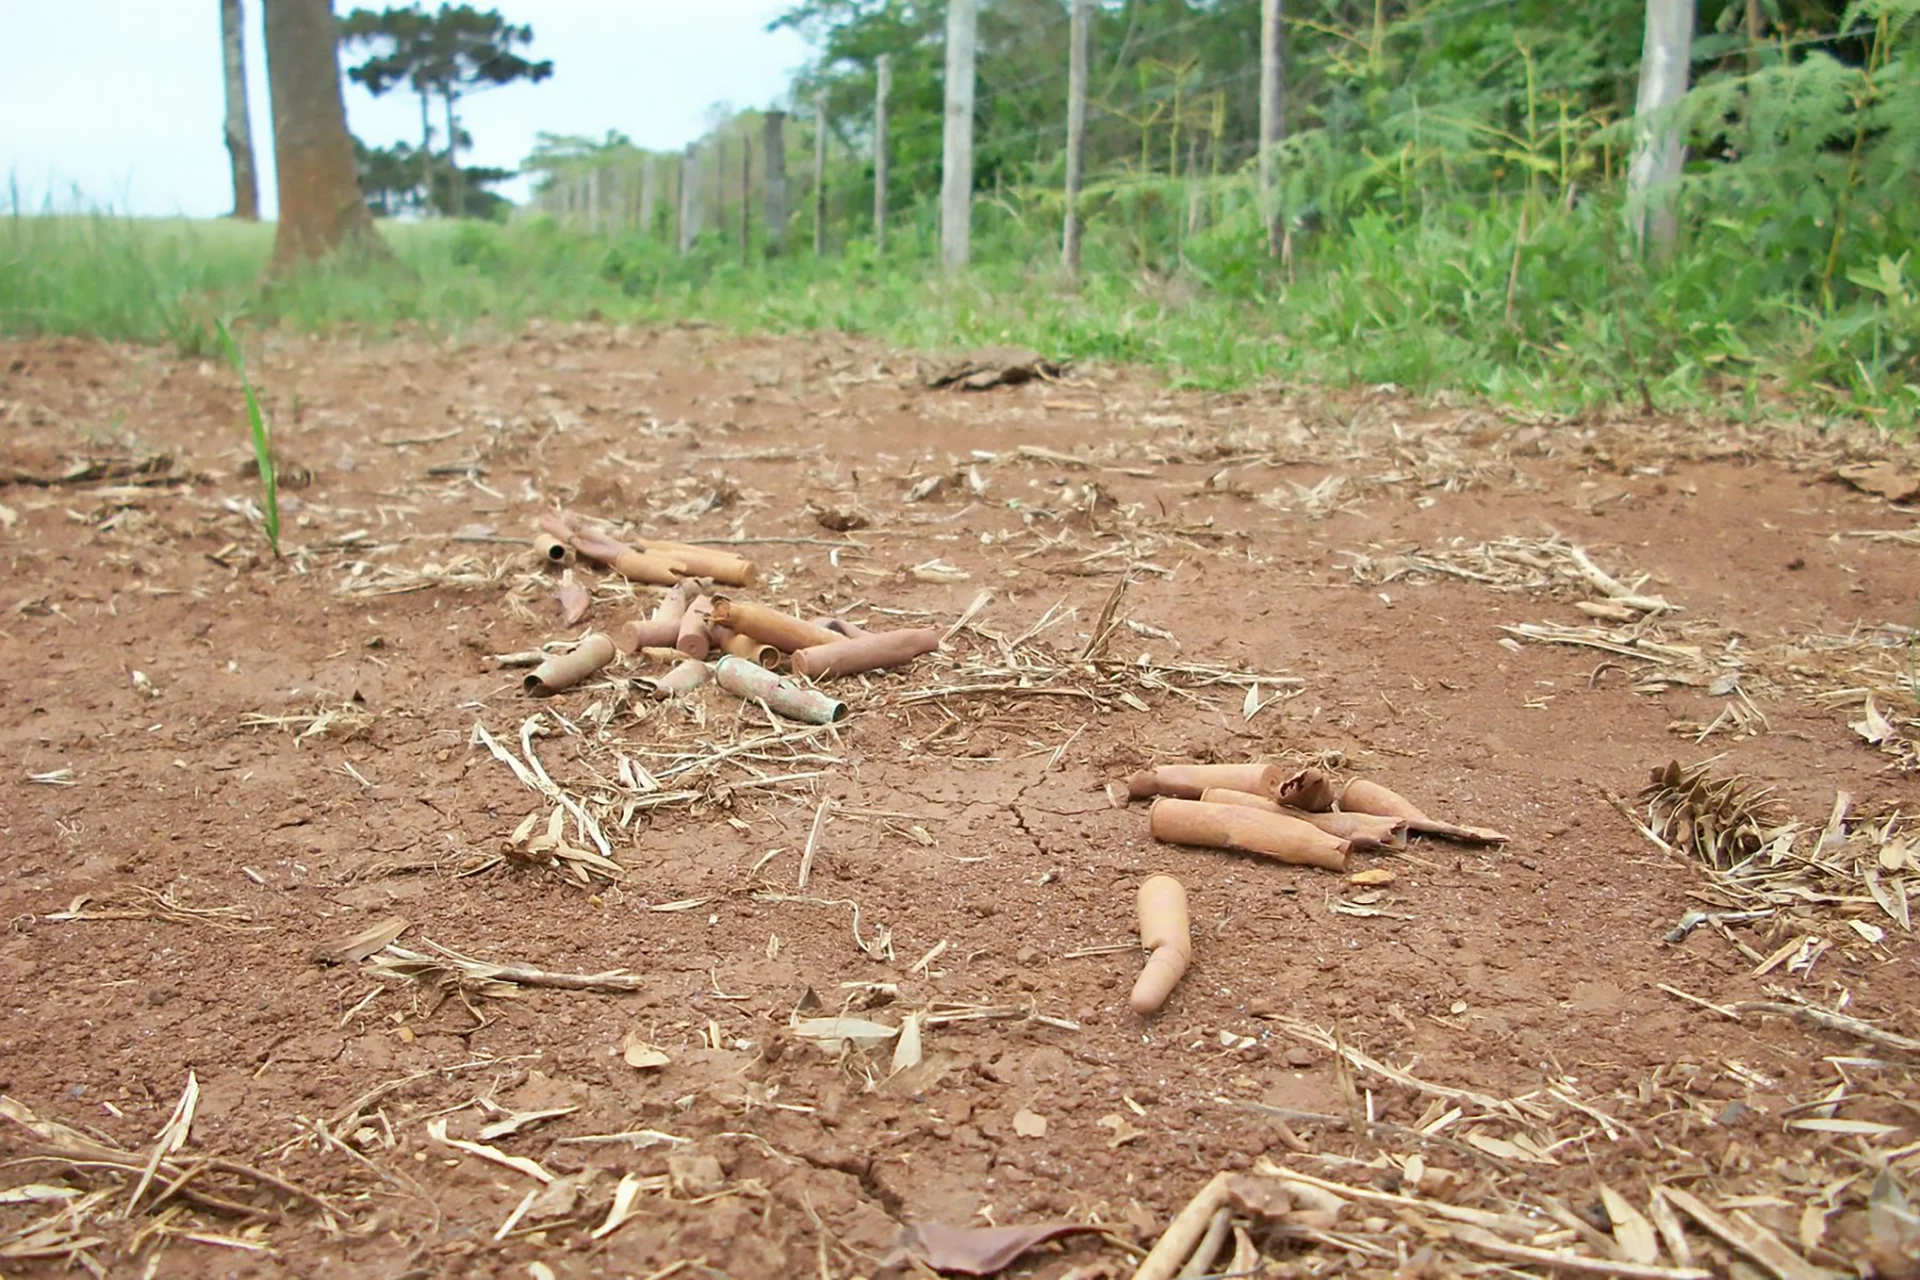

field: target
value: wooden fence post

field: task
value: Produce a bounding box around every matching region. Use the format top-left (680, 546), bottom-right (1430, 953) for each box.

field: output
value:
top-left (1627, 0), bottom-right (1695, 263)
top-left (640, 154), bottom-right (657, 237)
top-left (1062, 0), bottom-right (1090, 279)
top-left (716, 138), bottom-right (729, 252)
top-left (874, 54), bottom-right (891, 253)
top-left (763, 111), bottom-right (788, 256)
top-left (679, 143), bottom-right (702, 254)
top-left (1258, 0), bottom-right (1286, 257)
top-left (940, 0), bottom-right (977, 269)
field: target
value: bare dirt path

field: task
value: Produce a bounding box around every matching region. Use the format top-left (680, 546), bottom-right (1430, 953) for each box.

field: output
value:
top-left (2, 326), bottom-right (1917, 1278)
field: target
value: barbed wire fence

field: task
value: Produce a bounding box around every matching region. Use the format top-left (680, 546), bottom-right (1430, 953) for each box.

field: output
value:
top-left (523, 0), bottom-right (1795, 274)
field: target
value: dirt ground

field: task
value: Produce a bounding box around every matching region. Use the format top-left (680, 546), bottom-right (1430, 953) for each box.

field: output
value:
top-left (2, 325), bottom-right (1917, 1279)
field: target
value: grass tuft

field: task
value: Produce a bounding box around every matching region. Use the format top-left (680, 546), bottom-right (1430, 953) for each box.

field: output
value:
top-left (2, 201), bottom-right (1915, 428)
top-left (215, 318), bottom-right (279, 559)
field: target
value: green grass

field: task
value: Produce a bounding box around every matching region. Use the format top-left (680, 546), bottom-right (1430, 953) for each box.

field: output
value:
top-left (2, 200), bottom-right (1915, 426)
top-left (215, 318), bottom-right (279, 558)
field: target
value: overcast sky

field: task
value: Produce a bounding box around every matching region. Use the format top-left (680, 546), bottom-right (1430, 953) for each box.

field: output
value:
top-left (0, 1), bottom-right (810, 218)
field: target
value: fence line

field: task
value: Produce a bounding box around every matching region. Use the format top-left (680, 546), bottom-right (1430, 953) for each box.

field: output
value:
top-left (523, 2), bottom-right (1844, 269)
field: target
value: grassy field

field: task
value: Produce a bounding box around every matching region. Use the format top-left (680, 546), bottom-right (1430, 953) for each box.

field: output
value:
top-left (3, 204), bottom-right (1915, 425)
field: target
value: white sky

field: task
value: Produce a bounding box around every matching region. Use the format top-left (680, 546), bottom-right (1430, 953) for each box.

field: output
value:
top-left (0, 1), bottom-right (810, 218)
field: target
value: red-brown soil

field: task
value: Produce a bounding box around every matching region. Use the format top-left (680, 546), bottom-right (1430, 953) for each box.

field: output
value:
top-left (2, 326), bottom-right (1916, 1278)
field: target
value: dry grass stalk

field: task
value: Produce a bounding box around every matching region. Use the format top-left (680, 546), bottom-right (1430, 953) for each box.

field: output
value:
top-left (505, 808), bottom-right (626, 884)
top-left (0, 1094), bottom-right (337, 1235)
top-left (238, 702), bottom-right (376, 743)
top-left (336, 554), bottom-right (527, 598)
top-left (45, 888), bottom-right (259, 933)
top-left (1636, 759), bottom-right (1918, 938)
top-left (1345, 535), bottom-right (1675, 613)
top-left (364, 939), bottom-right (646, 996)
top-left (1270, 1019), bottom-right (1548, 1120)
top-left (1446, 1223), bottom-right (1713, 1279)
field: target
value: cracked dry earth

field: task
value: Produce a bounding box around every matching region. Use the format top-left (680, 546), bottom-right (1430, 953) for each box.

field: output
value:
top-left (1, 323), bottom-right (1918, 1279)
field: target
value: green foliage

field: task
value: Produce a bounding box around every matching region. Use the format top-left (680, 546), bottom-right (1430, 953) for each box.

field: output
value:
top-left (215, 319), bottom-right (280, 559)
top-left (353, 137), bottom-right (515, 219)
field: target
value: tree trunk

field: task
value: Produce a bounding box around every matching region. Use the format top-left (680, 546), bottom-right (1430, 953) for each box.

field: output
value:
top-left (264, 0), bottom-right (385, 270)
top-left (220, 0), bottom-right (260, 220)
top-left (443, 92), bottom-right (463, 218)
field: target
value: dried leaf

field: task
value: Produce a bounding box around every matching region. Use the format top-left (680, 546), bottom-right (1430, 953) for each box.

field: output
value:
top-left (1852, 697), bottom-right (1896, 746)
top-left (814, 504), bottom-right (870, 532)
top-left (309, 915), bottom-right (410, 965)
top-left (1868, 1169), bottom-right (1920, 1271)
top-left (791, 1016), bottom-right (898, 1050)
top-left (425, 1117), bottom-right (553, 1183)
top-left (904, 474), bottom-right (947, 503)
top-left (1659, 1185), bottom-right (1826, 1280)
top-left (556, 579), bottom-right (591, 627)
top-left (621, 1032), bottom-right (670, 1070)
top-left (591, 1171), bottom-right (649, 1240)
top-left (1834, 461), bottom-right (1920, 504)
top-left (1866, 867), bottom-right (1912, 931)
top-left (1785, 1117), bottom-right (1902, 1136)
top-left (1098, 1113), bottom-right (1145, 1148)
top-left (1599, 1182), bottom-right (1659, 1265)
top-left (0, 1184), bottom-right (83, 1205)
top-left (1799, 1201), bottom-right (1828, 1254)
top-left (895, 1220), bottom-right (1098, 1276)
top-left (1849, 918), bottom-right (1887, 945)
top-left (1012, 1108), bottom-right (1048, 1138)
top-left (1463, 1131), bottom-right (1552, 1164)
top-left (890, 1012), bottom-right (924, 1077)
top-left (478, 1107), bottom-right (577, 1141)
top-left (1349, 868), bottom-right (1397, 886)
top-left (129, 1071), bottom-right (198, 1211)
top-left (910, 559), bottom-right (971, 584)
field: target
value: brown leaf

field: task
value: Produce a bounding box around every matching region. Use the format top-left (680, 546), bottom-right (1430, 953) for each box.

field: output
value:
top-left (556, 579), bottom-right (591, 626)
top-left (813, 504), bottom-right (871, 532)
top-left (1834, 461), bottom-right (1920, 504)
top-left (1225, 1174), bottom-right (1295, 1222)
top-left (1097, 1113), bottom-right (1144, 1148)
top-left (1852, 696), bottom-right (1897, 746)
top-left (309, 915), bottom-right (410, 965)
top-left (924, 347), bottom-right (1064, 391)
top-left (895, 1220), bottom-right (1101, 1276)
top-left (621, 1032), bottom-right (670, 1069)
